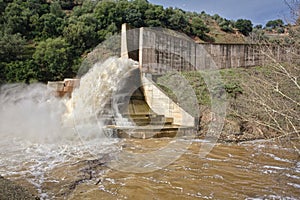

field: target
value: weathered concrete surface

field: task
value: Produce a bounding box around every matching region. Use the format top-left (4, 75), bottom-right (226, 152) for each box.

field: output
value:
top-left (141, 75), bottom-right (194, 127)
top-left (114, 125), bottom-right (194, 139)
top-left (122, 24), bottom-right (297, 75)
top-left (138, 27), bottom-right (198, 74)
top-left (121, 25), bottom-right (196, 128)
top-left (47, 78), bottom-right (80, 97)
top-left (121, 23), bottom-right (140, 61)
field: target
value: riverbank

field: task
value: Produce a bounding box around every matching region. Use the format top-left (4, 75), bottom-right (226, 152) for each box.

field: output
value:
top-left (199, 64), bottom-right (299, 143)
top-left (159, 63), bottom-right (299, 143)
top-left (0, 176), bottom-right (38, 200)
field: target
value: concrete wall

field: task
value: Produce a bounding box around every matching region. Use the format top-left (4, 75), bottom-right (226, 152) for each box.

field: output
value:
top-left (119, 24), bottom-right (296, 128)
top-left (121, 24), bottom-right (140, 61)
top-left (139, 27), bottom-right (198, 74)
top-left (120, 25), bottom-right (294, 75)
top-left (141, 75), bottom-right (195, 127)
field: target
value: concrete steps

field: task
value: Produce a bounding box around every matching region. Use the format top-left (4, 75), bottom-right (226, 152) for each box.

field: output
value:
top-left (102, 85), bottom-right (194, 138)
top-left (122, 113), bottom-right (173, 126)
top-left (101, 68), bottom-right (195, 139)
top-left (105, 125), bottom-right (194, 139)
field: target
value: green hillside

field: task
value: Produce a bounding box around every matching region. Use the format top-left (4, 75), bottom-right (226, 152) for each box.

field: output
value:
top-left (0, 0), bottom-right (293, 83)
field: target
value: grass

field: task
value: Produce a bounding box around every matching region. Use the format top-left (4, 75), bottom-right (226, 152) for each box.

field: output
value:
top-left (155, 64), bottom-right (299, 141)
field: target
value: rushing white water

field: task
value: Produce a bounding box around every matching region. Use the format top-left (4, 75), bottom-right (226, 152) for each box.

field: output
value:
top-left (0, 57), bottom-right (138, 198)
top-left (66, 57), bottom-right (137, 129)
top-left (0, 83), bottom-right (68, 143)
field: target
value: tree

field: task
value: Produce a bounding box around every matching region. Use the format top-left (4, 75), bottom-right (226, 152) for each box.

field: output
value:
top-left (243, 1), bottom-right (300, 148)
top-left (165, 8), bottom-right (189, 32)
top-left (58, 0), bottom-right (75, 10)
top-left (72, 0), bottom-right (96, 17)
top-left (94, 1), bottom-right (122, 29)
top-left (33, 37), bottom-right (74, 81)
top-left (2, 0), bottom-right (49, 38)
top-left (125, 0), bottom-right (149, 27)
top-left (190, 17), bottom-right (209, 38)
top-left (266, 19), bottom-right (284, 29)
top-left (37, 13), bottom-right (65, 39)
top-left (235, 19), bottom-right (253, 36)
top-left (50, 1), bottom-right (65, 18)
top-left (212, 14), bottom-right (221, 20)
top-left (63, 20), bottom-right (98, 55)
top-left (0, 0), bottom-right (10, 24)
top-left (219, 19), bottom-right (234, 33)
top-left (144, 4), bottom-right (166, 27)
top-left (125, 8), bottom-right (143, 27)
top-left (254, 24), bottom-right (263, 29)
top-left (26, 0), bottom-right (49, 16)
top-left (4, 60), bottom-right (37, 83)
top-left (0, 32), bottom-right (26, 62)
top-left (0, 67), bottom-right (4, 84)
top-left (3, 0), bottom-right (31, 35)
top-left (285, 0), bottom-right (300, 44)
top-left (285, 0), bottom-right (300, 24)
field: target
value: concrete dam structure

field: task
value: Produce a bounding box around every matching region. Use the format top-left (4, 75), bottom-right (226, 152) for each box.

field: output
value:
top-left (122, 24), bottom-right (294, 74)
top-left (48, 24), bottom-right (294, 138)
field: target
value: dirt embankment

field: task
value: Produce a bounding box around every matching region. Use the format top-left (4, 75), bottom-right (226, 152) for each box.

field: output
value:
top-left (0, 176), bottom-right (38, 200)
top-left (158, 64), bottom-right (299, 143)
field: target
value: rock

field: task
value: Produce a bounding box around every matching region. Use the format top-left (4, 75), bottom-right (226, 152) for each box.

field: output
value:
top-left (0, 176), bottom-right (38, 200)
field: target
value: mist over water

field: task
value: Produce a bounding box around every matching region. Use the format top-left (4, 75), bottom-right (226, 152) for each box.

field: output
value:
top-left (0, 57), bottom-right (137, 142)
top-left (0, 57), bottom-right (138, 198)
top-left (0, 83), bottom-right (69, 143)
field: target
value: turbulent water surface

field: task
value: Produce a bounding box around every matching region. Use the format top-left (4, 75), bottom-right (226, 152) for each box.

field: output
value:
top-left (0, 137), bottom-right (299, 199)
top-left (0, 57), bottom-right (299, 199)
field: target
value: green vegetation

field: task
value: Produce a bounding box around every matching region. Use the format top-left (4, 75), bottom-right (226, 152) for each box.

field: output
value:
top-left (1, 0), bottom-right (212, 83)
top-left (168, 64), bottom-right (298, 142)
top-left (235, 19), bottom-right (253, 36)
top-left (266, 19), bottom-right (284, 29)
top-left (212, 14), bottom-right (235, 33)
top-left (180, 70), bottom-right (244, 106)
top-left (0, 0), bottom-right (291, 84)
top-left (33, 37), bottom-right (75, 82)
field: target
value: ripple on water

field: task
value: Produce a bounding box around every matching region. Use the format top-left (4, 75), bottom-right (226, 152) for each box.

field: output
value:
top-left (1, 137), bottom-right (300, 199)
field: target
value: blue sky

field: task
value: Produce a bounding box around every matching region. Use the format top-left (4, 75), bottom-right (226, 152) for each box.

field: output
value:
top-left (148, 0), bottom-right (292, 25)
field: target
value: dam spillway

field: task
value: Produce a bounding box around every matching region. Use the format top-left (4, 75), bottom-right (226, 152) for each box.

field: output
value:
top-left (48, 65), bottom-right (194, 139)
top-left (47, 23), bottom-right (298, 140)
top-left (47, 24), bottom-right (208, 139)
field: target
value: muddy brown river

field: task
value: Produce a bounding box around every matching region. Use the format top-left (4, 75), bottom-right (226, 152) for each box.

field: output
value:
top-left (1, 137), bottom-right (299, 200)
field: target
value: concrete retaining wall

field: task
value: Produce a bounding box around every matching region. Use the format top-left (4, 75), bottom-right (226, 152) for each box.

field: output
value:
top-left (121, 25), bottom-right (295, 75)
top-left (141, 75), bottom-right (194, 127)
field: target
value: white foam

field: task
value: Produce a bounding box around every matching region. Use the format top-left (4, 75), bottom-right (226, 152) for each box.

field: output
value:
top-left (0, 57), bottom-right (138, 198)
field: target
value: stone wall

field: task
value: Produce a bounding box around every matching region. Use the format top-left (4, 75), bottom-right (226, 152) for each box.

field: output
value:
top-left (47, 78), bottom-right (80, 97)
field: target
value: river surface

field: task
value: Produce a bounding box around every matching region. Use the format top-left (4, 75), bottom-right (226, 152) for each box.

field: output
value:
top-left (0, 137), bottom-right (299, 200)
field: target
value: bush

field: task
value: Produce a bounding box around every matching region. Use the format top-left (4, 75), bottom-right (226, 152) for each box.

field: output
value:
top-left (235, 19), bottom-right (253, 36)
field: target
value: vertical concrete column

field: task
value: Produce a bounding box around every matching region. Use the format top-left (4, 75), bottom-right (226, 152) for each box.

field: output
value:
top-left (121, 24), bottom-right (129, 59)
top-left (139, 27), bottom-right (144, 70)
